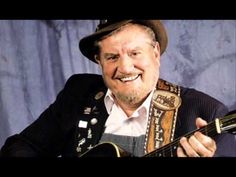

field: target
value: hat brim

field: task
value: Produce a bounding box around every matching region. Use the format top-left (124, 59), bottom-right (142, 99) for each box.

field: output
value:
top-left (79, 20), bottom-right (168, 63)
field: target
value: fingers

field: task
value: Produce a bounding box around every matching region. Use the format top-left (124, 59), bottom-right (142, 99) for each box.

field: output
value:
top-left (179, 137), bottom-right (200, 157)
top-left (177, 132), bottom-right (216, 157)
top-left (177, 146), bottom-right (187, 157)
top-left (192, 132), bottom-right (216, 156)
top-left (176, 117), bottom-right (217, 157)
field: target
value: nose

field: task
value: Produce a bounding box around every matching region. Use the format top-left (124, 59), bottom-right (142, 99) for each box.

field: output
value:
top-left (117, 55), bottom-right (134, 74)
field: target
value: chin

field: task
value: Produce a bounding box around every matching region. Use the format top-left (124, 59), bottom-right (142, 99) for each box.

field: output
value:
top-left (116, 90), bottom-right (147, 105)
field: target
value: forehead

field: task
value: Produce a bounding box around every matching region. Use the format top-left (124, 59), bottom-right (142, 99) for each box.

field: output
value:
top-left (104, 23), bottom-right (151, 40)
top-left (99, 23), bottom-right (153, 49)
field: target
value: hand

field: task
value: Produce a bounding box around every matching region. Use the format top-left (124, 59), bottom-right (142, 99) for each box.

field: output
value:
top-left (177, 117), bottom-right (216, 157)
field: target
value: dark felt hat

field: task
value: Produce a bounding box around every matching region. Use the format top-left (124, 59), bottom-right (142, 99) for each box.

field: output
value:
top-left (79, 20), bottom-right (168, 63)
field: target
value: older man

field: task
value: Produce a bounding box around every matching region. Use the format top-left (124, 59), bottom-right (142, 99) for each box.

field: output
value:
top-left (1, 20), bottom-right (235, 157)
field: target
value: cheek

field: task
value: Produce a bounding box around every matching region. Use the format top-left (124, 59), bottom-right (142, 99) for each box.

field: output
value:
top-left (101, 63), bottom-right (116, 79)
top-left (140, 57), bottom-right (160, 71)
top-left (142, 58), bottom-right (160, 84)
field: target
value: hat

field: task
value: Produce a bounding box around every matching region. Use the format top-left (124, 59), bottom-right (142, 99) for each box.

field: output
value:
top-left (79, 20), bottom-right (168, 63)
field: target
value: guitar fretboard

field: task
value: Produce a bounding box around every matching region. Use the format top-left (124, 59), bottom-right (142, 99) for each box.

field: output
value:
top-left (144, 120), bottom-right (217, 157)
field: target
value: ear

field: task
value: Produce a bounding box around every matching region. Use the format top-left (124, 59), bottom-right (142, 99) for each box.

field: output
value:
top-left (94, 55), bottom-right (101, 65)
top-left (153, 42), bottom-right (161, 60)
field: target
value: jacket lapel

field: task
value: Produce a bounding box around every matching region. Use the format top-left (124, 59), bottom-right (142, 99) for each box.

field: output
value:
top-left (75, 88), bottom-right (109, 156)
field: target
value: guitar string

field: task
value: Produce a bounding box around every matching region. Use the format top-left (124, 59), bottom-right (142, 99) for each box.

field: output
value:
top-left (145, 113), bottom-right (236, 157)
top-left (144, 120), bottom-right (217, 157)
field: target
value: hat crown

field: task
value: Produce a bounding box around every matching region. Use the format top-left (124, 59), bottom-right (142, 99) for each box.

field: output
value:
top-left (96, 20), bottom-right (122, 31)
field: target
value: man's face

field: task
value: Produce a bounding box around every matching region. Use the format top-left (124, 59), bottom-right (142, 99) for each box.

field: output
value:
top-left (96, 24), bottom-right (161, 107)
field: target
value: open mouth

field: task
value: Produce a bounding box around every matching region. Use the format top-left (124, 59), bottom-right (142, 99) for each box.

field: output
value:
top-left (119, 74), bottom-right (140, 82)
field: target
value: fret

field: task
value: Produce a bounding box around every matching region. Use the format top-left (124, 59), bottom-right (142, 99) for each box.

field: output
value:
top-left (170, 144), bottom-right (173, 157)
top-left (171, 145), bottom-right (177, 157)
top-left (162, 147), bottom-right (165, 157)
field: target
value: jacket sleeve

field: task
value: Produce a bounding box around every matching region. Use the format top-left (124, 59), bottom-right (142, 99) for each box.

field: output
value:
top-left (214, 107), bottom-right (236, 157)
top-left (0, 75), bottom-right (87, 157)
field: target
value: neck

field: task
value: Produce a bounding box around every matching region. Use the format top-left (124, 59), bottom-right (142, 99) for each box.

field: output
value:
top-left (113, 91), bottom-right (153, 117)
top-left (114, 98), bottom-right (141, 117)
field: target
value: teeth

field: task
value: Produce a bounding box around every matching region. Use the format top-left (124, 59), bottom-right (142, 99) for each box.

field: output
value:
top-left (120, 75), bottom-right (139, 82)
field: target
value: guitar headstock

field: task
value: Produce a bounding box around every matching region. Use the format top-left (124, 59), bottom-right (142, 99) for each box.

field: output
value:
top-left (219, 111), bottom-right (236, 134)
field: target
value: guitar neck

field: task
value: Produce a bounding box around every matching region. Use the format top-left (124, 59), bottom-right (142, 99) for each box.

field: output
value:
top-left (144, 113), bottom-right (236, 157)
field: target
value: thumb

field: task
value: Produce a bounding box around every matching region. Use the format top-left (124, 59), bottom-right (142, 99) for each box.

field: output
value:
top-left (196, 117), bottom-right (208, 129)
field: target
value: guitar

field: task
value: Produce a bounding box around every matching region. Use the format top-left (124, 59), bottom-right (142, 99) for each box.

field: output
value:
top-left (81, 112), bottom-right (236, 157)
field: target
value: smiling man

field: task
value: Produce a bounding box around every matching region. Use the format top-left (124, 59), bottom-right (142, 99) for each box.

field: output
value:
top-left (1, 20), bottom-right (235, 157)
top-left (95, 23), bottom-right (160, 117)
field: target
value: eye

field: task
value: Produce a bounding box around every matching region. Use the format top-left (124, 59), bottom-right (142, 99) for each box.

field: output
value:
top-left (130, 51), bottom-right (141, 57)
top-left (104, 54), bottom-right (119, 61)
top-left (108, 55), bottom-right (118, 60)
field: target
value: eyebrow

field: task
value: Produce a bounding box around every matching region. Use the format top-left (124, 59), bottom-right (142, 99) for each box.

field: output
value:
top-left (131, 46), bottom-right (142, 50)
top-left (133, 40), bottom-right (155, 50)
top-left (103, 53), bottom-right (119, 58)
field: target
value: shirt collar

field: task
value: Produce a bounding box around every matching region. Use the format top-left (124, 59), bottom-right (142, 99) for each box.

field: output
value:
top-left (104, 89), bottom-right (155, 118)
top-left (104, 89), bottom-right (115, 114)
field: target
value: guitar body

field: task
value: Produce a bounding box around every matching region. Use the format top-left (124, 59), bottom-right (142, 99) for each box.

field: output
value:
top-left (80, 142), bottom-right (130, 157)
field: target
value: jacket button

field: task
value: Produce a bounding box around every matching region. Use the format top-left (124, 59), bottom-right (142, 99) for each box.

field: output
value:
top-left (90, 118), bottom-right (98, 125)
